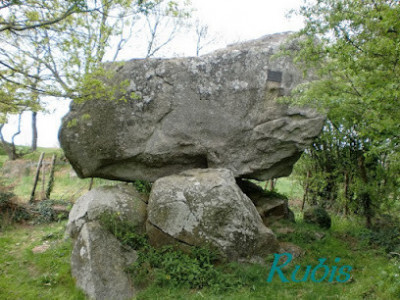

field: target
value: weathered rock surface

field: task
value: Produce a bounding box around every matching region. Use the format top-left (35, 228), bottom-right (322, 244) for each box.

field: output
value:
top-left (59, 32), bottom-right (325, 182)
top-left (67, 185), bottom-right (147, 238)
top-left (146, 168), bottom-right (279, 260)
top-left (66, 185), bottom-right (147, 300)
top-left (71, 222), bottom-right (137, 300)
top-left (236, 179), bottom-right (293, 225)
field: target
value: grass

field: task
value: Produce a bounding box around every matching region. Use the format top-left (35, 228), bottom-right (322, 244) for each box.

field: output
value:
top-left (1, 150), bottom-right (117, 203)
top-left (3, 217), bottom-right (399, 299)
top-left (2, 215), bottom-right (399, 299)
top-left (256, 177), bottom-right (304, 201)
top-left (134, 216), bottom-right (400, 299)
top-left (0, 222), bottom-right (85, 300)
top-left (0, 155), bottom-right (7, 168)
top-left (1, 149), bottom-right (400, 299)
top-left (275, 177), bottom-right (304, 200)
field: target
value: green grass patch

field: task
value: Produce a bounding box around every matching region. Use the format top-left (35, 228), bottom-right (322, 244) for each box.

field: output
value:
top-left (21, 148), bottom-right (65, 161)
top-left (0, 222), bottom-right (85, 299)
top-left (135, 220), bottom-right (400, 300)
top-left (10, 163), bottom-right (117, 203)
top-left (275, 176), bottom-right (304, 200)
top-left (0, 154), bottom-right (7, 168)
top-left (1, 210), bottom-right (399, 299)
top-left (1, 150), bottom-right (400, 299)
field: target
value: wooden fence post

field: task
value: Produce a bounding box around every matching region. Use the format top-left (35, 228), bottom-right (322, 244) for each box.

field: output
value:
top-left (45, 154), bottom-right (57, 199)
top-left (30, 152), bottom-right (45, 204)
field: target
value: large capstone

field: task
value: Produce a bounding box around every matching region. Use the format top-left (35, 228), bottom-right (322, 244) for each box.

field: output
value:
top-left (59, 32), bottom-right (324, 182)
top-left (146, 168), bottom-right (279, 260)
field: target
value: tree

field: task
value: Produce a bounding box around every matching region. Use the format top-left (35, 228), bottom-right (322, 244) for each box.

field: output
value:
top-left (0, 0), bottom-right (88, 33)
top-left (143, 0), bottom-right (191, 57)
top-left (0, 0), bottom-right (191, 153)
top-left (285, 0), bottom-right (400, 227)
top-left (193, 19), bottom-right (218, 56)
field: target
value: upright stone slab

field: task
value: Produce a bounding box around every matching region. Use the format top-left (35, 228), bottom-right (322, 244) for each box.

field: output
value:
top-left (71, 222), bottom-right (137, 300)
top-left (66, 185), bottom-right (147, 300)
top-left (59, 32), bottom-right (325, 182)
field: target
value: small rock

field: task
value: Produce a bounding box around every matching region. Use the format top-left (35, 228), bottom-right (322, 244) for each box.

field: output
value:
top-left (32, 243), bottom-right (50, 254)
top-left (236, 179), bottom-right (293, 226)
top-left (279, 242), bottom-right (304, 259)
top-left (276, 227), bottom-right (295, 235)
top-left (314, 232), bottom-right (326, 240)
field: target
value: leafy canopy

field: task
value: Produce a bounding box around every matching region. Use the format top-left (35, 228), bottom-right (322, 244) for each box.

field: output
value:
top-left (284, 0), bottom-right (400, 223)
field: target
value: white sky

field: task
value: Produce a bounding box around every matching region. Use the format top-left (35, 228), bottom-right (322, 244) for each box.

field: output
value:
top-left (2, 0), bottom-right (304, 148)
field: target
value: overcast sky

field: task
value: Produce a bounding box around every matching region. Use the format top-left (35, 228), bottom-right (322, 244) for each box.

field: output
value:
top-left (2, 0), bottom-right (303, 148)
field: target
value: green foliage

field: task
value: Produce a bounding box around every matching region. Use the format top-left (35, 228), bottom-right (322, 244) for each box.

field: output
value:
top-left (98, 211), bottom-right (148, 250)
top-left (133, 179), bottom-right (152, 195)
top-left (359, 215), bottom-right (400, 253)
top-left (284, 0), bottom-right (400, 225)
top-left (274, 177), bottom-right (304, 200)
top-left (2, 211), bottom-right (400, 299)
top-left (0, 189), bottom-right (30, 230)
top-left (0, 144), bottom-right (7, 156)
top-left (132, 245), bottom-right (235, 291)
top-left (98, 211), bottom-right (242, 291)
top-left (303, 206), bottom-right (332, 229)
top-left (262, 189), bottom-right (288, 200)
top-left (0, 0), bottom-right (192, 114)
top-left (35, 199), bottom-right (71, 224)
top-left (0, 190), bottom-right (14, 207)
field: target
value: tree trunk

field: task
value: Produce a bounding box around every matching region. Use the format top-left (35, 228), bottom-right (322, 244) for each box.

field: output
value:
top-left (301, 170), bottom-right (311, 212)
top-left (0, 114), bottom-right (22, 160)
top-left (32, 111), bottom-right (37, 152)
top-left (344, 171), bottom-right (349, 216)
top-left (358, 155), bottom-right (372, 228)
top-left (89, 178), bottom-right (94, 191)
top-left (269, 179), bottom-right (276, 191)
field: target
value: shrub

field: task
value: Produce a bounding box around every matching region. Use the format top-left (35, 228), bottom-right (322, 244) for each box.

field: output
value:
top-left (132, 180), bottom-right (152, 195)
top-left (99, 211), bottom-right (243, 291)
top-left (304, 206), bottom-right (332, 229)
top-left (35, 199), bottom-right (72, 224)
top-left (98, 211), bottom-right (147, 250)
top-left (0, 190), bottom-right (30, 230)
top-left (360, 215), bottom-right (400, 253)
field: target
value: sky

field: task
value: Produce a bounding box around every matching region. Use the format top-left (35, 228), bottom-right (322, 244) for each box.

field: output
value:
top-left (2, 0), bottom-right (304, 148)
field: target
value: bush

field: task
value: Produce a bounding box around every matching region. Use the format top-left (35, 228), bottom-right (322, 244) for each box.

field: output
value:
top-left (133, 245), bottom-right (220, 289)
top-left (35, 199), bottom-right (71, 224)
top-left (0, 190), bottom-right (30, 230)
top-left (303, 206), bottom-right (332, 229)
top-left (99, 211), bottom-right (243, 291)
top-left (132, 180), bottom-right (152, 195)
top-left (98, 211), bottom-right (147, 250)
top-left (360, 215), bottom-right (400, 253)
